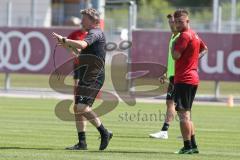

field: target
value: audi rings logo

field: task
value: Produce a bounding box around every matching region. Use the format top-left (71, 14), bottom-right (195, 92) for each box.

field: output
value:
top-left (0, 31), bottom-right (50, 71)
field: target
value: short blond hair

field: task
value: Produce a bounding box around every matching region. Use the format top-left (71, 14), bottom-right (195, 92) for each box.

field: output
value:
top-left (80, 8), bottom-right (100, 24)
top-left (174, 9), bottom-right (189, 18)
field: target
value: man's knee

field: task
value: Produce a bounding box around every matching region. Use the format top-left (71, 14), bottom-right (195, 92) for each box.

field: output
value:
top-left (74, 103), bottom-right (89, 113)
top-left (177, 111), bottom-right (191, 122)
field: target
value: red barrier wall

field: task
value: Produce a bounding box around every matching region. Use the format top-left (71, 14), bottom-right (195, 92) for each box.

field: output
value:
top-left (132, 29), bottom-right (240, 82)
top-left (0, 27), bottom-right (76, 74)
top-left (0, 27), bottom-right (239, 82)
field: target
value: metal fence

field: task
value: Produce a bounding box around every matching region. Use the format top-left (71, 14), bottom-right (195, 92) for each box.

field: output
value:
top-left (0, 0), bottom-right (240, 32)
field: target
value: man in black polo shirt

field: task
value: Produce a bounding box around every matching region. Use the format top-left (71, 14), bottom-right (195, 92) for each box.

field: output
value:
top-left (52, 8), bottom-right (112, 151)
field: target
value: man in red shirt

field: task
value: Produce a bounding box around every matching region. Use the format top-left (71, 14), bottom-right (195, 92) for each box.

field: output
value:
top-left (172, 9), bottom-right (207, 154)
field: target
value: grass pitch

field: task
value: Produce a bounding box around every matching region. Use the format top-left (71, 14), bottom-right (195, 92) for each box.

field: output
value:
top-left (0, 98), bottom-right (240, 160)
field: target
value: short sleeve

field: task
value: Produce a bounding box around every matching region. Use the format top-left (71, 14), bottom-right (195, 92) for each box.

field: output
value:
top-left (68, 30), bottom-right (79, 40)
top-left (83, 30), bottom-right (99, 46)
top-left (174, 32), bottom-right (190, 54)
top-left (68, 30), bottom-right (87, 40)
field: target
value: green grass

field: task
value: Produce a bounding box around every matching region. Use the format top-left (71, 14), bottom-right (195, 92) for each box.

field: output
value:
top-left (0, 97), bottom-right (240, 160)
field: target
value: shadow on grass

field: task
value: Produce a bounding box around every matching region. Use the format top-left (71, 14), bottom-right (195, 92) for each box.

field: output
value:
top-left (110, 135), bottom-right (151, 139)
top-left (88, 150), bottom-right (173, 155)
top-left (0, 147), bottom-right (178, 156)
top-left (0, 147), bottom-right (55, 150)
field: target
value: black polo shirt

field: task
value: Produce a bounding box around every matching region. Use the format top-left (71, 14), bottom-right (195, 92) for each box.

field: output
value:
top-left (78, 28), bottom-right (106, 85)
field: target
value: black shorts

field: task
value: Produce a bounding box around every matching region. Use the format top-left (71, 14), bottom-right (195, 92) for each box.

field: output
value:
top-left (174, 83), bottom-right (198, 111)
top-left (75, 75), bottom-right (104, 106)
top-left (166, 76), bottom-right (175, 100)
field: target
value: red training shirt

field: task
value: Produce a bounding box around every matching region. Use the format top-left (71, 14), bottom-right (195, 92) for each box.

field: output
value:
top-left (173, 29), bottom-right (206, 85)
top-left (67, 29), bottom-right (87, 65)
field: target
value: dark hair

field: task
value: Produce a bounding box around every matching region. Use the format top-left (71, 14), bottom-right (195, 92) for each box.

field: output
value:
top-left (167, 14), bottom-right (173, 19)
top-left (174, 9), bottom-right (189, 18)
top-left (80, 8), bottom-right (100, 24)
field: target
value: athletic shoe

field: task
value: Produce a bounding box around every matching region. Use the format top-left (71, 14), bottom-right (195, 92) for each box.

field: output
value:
top-left (65, 141), bottom-right (87, 150)
top-left (192, 147), bottom-right (199, 154)
top-left (174, 147), bottom-right (193, 154)
top-left (149, 131), bottom-right (168, 139)
top-left (99, 131), bottom-right (113, 150)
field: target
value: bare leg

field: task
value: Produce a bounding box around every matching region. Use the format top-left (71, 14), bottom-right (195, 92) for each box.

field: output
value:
top-left (178, 111), bottom-right (191, 141)
top-left (75, 103), bottom-right (101, 127)
top-left (73, 80), bottom-right (88, 132)
top-left (149, 99), bottom-right (175, 139)
top-left (165, 99), bottom-right (175, 124)
top-left (74, 104), bottom-right (87, 132)
top-left (75, 103), bottom-right (112, 151)
top-left (190, 118), bottom-right (198, 149)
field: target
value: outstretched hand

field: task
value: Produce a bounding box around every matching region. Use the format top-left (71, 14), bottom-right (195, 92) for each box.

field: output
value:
top-left (52, 32), bottom-right (79, 56)
top-left (52, 32), bottom-right (64, 46)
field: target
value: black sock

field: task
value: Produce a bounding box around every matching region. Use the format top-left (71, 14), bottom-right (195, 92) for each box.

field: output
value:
top-left (191, 135), bottom-right (197, 148)
top-left (97, 124), bottom-right (107, 135)
top-left (161, 123), bottom-right (169, 131)
top-left (78, 132), bottom-right (86, 143)
top-left (184, 140), bottom-right (192, 149)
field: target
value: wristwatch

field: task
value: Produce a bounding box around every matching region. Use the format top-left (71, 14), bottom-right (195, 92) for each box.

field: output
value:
top-left (62, 37), bottom-right (66, 43)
